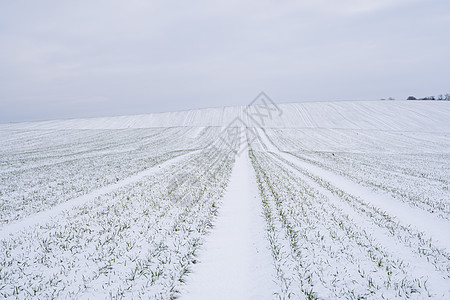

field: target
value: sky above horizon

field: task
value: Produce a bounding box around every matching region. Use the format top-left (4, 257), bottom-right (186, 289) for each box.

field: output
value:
top-left (1, 0), bottom-right (449, 123)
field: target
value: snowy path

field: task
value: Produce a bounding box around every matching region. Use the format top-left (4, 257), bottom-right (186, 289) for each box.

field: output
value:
top-left (0, 150), bottom-right (197, 240)
top-left (257, 127), bottom-right (450, 251)
top-left (270, 152), bottom-right (450, 296)
top-left (278, 151), bottom-right (450, 251)
top-left (180, 140), bottom-right (276, 300)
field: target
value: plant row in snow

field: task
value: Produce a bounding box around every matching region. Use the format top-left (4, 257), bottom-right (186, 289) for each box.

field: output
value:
top-left (249, 149), bottom-right (449, 299)
top-left (287, 151), bottom-right (450, 220)
top-left (0, 140), bottom-right (237, 298)
top-left (0, 128), bottom-right (222, 225)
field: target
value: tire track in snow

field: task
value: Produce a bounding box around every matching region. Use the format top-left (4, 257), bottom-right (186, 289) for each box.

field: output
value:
top-left (280, 151), bottom-right (450, 251)
top-left (180, 130), bottom-right (276, 300)
top-left (257, 126), bottom-right (450, 252)
top-left (267, 151), bottom-right (450, 297)
top-left (255, 125), bottom-right (450, 297)
top-left (0, 150), bottom-right (198, 240)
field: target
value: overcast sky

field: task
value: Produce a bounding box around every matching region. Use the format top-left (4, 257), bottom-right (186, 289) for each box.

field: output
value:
top-left (1, 0), bottom-right (449, 122)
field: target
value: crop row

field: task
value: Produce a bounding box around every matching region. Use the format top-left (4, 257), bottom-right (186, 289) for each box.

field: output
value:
top-left (273, 152), bottom-right (450, 273)
top-left (288, 151), bottom-right (450, 220)
top-left (0, 127), bottom-right (219, 173)
top-left (249, 149), bottom-right (447, 299)
top-left (263, 128), bottom-right (450, 155)
top-left (0, 128), bottom-right (222, 225)
top-left (260, 127), bottom-right (450, 219)
top-left (0, 140), bottom-right (237, 298)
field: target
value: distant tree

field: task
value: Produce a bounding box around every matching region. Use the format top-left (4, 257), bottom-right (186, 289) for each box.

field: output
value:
top-left (388, 97), bottom-right (395, 100)
top-left (407, 94), bottom-right (449, 101)
top-left (421, 96), bottom-right (435, 100)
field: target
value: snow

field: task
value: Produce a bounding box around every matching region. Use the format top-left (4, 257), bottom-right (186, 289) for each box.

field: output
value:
top-left (0, 150), bottom-right (196, 240)
top-left (257, 121), bottom-right (450, 251)
top-left (1, 100), bottom-right (449, 298)
top-left (278, 151), bottom-right (450, 251)
top-left (180, 131), bottom-right (276, 300)
top-left (2, 100), bottom-right (450, 132)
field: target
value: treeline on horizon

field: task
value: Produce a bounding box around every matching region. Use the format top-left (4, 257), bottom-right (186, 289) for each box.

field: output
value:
top-left (406, 93), bottom-right (450, 101)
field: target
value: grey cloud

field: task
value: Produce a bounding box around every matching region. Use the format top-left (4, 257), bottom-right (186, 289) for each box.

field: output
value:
top-left (1, 0), bottom-right (449, 122)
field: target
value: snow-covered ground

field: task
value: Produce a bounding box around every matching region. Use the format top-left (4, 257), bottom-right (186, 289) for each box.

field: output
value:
top-left (179, 130), bottom-right (276, 300)
top-left (2, 100), bottom-right (450, 132)
top-left (0, 100), bottom-right (449, 299)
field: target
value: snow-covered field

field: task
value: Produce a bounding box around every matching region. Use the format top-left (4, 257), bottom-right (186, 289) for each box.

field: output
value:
top-left (0, 100), bottom-right (449, 299)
